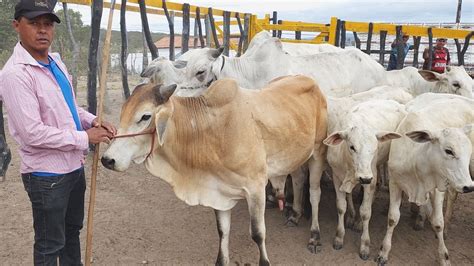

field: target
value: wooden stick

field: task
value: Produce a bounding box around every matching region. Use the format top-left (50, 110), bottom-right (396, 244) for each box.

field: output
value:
top-left (85, 1), bottom-right (116, 265)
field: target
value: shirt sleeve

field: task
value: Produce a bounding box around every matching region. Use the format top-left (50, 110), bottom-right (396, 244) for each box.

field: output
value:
top-left (1, 69), bottom-right (89, 151)
top-left (77, 107), bottom-right (96, 130)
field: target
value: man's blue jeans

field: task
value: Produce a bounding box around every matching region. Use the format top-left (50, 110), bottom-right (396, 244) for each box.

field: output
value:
top-left (22, 168), bottom-right (86, 266)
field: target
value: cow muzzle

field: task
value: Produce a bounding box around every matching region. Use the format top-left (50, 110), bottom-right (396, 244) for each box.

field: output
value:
top-left (101, 156), bottom-right (116, 170)
top-left (359, 176), bottom-right (373, 185)
top-left (462, 186), bottom-right (474, 193)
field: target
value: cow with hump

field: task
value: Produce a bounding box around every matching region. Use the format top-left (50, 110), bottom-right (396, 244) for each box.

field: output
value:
top-left (376, 93), bottom-right (474, 266)
top-left (101, 75), bottom-right (328, 265)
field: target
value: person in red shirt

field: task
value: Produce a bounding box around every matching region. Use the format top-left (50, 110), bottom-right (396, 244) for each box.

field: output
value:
top-left (422, 38), bottom-right (451, 73)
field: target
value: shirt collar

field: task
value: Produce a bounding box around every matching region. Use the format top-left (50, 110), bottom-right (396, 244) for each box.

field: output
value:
top-left (12, 42), bottom-right (53, 68)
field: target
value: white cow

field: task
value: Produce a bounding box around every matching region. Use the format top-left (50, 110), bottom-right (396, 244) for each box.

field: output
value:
top-left (377, 94), bottom-right (474, 265)
top-left (386, 66), bottom-right (473, 98)
top-left (324, 100), bottom-right (406, 260)
top-left (177, 37), bottom-right (387, 97)
top-left (245, 30), bottom-right (342, 57)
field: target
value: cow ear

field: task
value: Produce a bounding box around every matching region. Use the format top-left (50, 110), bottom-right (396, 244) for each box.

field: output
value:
top-left (406, 130), bottom-right (436, 143)
top-left (141, 64), bottom-right (160, 78)
top-left (418, 70), bottom-right (442, 82)
top-left (463, 124), bottom-right (473, 135)
top-left (210, 47), bottom-right (224, 59)
top-left (155, 108), bottom-right (171, 146)
top-left (173, 60), bottom-right (187, 69)
top-left (160, 84), bottom-right (177, 101)
top-left (323, 131), bottom-right (347, 146)
top-left (376, 131), bottom-right (402, 142)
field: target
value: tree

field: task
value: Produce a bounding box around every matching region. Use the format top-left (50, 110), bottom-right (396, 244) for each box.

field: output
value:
top-left (0, 0), bottom-right (19, 67)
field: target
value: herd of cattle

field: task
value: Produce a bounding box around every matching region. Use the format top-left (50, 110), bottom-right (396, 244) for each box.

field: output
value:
top-left (100, 30), bottom-right (474, 265)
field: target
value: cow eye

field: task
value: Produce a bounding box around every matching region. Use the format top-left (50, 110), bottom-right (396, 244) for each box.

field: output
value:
top-left (138, 114), bottom-right (151, 123)
top-left (452, 82), bottom-right (460, 88)
top-left (350, 145), bottom-right (356, 152)
top-left (196, 70), bottom-right (205, 76)
top-left (444, 149), bottom-right (454, 157)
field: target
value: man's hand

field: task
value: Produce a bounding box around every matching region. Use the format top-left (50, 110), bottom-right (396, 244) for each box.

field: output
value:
top-left (86, 127), bottom-right (114, 144)
top-left (92, 118), bottom-right (117, 136)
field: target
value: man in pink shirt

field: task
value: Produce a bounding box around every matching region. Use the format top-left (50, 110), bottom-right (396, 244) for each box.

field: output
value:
top-left (0, 0), bottom-right (116, 265)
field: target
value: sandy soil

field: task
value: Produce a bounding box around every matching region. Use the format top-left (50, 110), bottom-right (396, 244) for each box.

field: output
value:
top-left (0, 74), bottom-right (473, 265)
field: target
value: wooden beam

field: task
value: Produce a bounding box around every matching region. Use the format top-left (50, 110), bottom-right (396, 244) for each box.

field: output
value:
top-left (366, 22), bottom-right (373, 54)
top-left (139, 0), bottom-right (158, 60)
top-left (181, 3), bottom-right (190, 54)
top-left (379, 30), bottom-right (387, 65)
top-left (162, 0), bottom-right (175, 60)
top-left (395, 25), bottom-right (404, 69)
top-left (223, 11), bottom-right (231, 56)
top-left (120, 0), bottom-right (130, 99)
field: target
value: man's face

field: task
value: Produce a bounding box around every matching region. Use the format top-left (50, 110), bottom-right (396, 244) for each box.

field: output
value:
top-left (436, 39), bottom-right (446, 48)
top-left (12, 15), bottom-right (55, 55)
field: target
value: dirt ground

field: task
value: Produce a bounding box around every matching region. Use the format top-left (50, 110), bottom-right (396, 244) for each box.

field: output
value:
top-left (0, 74), bottom-right (473, 265)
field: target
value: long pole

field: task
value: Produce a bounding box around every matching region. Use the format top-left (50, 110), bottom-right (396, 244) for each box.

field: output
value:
top-left (84, 1), bottom-right (116, 265)
top-left (455, 0), bottom-right (462, 27)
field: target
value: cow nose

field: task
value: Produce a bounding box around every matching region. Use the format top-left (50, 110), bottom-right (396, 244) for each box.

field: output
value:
top-left (359, 177), bottom-right (372, 185)
top-left (101, 157), bottom-right (115, 170)
top-left (462, 186), bottom-right (474, 193)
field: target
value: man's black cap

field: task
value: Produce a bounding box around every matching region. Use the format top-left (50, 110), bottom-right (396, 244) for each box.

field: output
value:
top-left (14, 0), bottom-right (61, 23)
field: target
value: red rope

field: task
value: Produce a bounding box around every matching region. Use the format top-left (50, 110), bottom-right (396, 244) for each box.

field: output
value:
top-left (111, 128), bottom-right (156, 159)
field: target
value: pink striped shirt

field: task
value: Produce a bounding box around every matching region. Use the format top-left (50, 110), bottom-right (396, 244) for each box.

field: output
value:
top-left (0, 42), bottom-right (96, 174)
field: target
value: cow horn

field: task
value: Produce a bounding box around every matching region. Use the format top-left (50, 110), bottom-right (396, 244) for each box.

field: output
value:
top-left (159, 84), bottom-right (177, 102)
top-left (211, 47), bottom-right (224, 58)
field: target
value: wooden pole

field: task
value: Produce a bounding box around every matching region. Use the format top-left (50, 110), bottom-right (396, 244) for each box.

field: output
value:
top-left (379, 30), bottom-right (387, 65)
top-left (120, 0), bottom-right (130, 99)
top-left (208, 7), bottom-right (220, 48)
top-left (195, 7), bottom-right (205, 48)
top-left (353, 32), bottom-right (361, 49)
top-left (181, 3), bottom-right (190, 54)
top-left (235, 12), bottom-right (244, 56)
top-left (277, 19), bottom-right (283, 38)
top-left (223, 11), bottom-right (231, 56)
top-left (272, 11), bottom-right (277, 37)
top-left (163, 0), bottom-right (175, 60)
top-left (412, 36), bottom-right (421, 68)
top-left (340, 20), bottom-right (346, 48)
top-left (427, 27), bottom-right (433, 70)
top-left (395, 25), bottom-right (404, 70)
top-left (243, 13), bottom-right (250, 53)
top-left (366, 22), bottom-right (373, 54)
top-left (334, 19), bottom-right (341, 47)
top-left (139, 0), bottom-right (158, 59)
top-left (87, 0), bottom-right (103, 116)
top-left (84, 1), bottom-right (116, 265)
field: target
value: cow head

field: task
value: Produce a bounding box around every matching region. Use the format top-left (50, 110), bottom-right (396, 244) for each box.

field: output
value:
top-left (418, 66), bottom-right (473, 98)
top-left (141, 56), bottom-right (187, 85)
top-left (101, 83), bottom-right (177, 171)
top-left (176, 47), bottom-right (225, 94)
top-left (406, 125), bottom-right (474, 193)
top-left (324, 127), bottom-right (401, 185)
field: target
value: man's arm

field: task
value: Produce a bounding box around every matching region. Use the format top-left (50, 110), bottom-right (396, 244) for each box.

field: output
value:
top-left (446, 49), bottom-right (451, 65)
top-left (2, 70), bottom-right (89, 151)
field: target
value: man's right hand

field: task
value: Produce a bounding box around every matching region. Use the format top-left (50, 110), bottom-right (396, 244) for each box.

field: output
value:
top-left (86, 127), bottom-right (114, 144)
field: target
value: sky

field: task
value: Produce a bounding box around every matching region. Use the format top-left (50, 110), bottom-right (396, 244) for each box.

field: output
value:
top-left (66, 0), bottom-right (474, 33)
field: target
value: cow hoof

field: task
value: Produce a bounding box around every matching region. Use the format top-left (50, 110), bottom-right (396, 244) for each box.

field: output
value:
top-left (375, 255), bottom-right (388, 266)
top-left (359, 251), bottom-right (370, 260)
top-left (333, 242), bottom-right (343, 250)
top-left (307, 242), bottom-right (322, 254)
top-left (285, 217), bottom-right (298, 227)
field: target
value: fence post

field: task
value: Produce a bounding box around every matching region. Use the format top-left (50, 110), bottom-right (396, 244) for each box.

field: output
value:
top-left (162, 0), bottom-right (175, 60)
top-left (181, 3), bottom-right (190, 54)
top-left (138, 0), bottom-right (158, 59)
top-left (459, 31), bottom-right (474, 66)
top-left (334, 19), bottom-right (341, 47)
top-left (208, 7), bottom-right (220, 48)
top-left (366, 22), bottom-right (373, 54)
top-left (272, 11), bottom-right (278, 37)
top-left (119, 0), bottom-right (130, 99)
top-left (379, 30), bottom-right (387, 66)
top-left (412, 36), bottom-right (421, 68)
top-left (340, 20), bottom-right (346, 48)
top-left (427, 27), bottom-right (433, 70)
top-left (395, 25), bottom-right (404, 69)
top-left (277, 20), bottom-right (283, 38)
top-left (243, 14), bottom-right (251, 53)
top-left (236, 12), bottom-right (244, 56)
top-left (328, 17), bottom-right (338, 46)
top-left (204, 15), bottom-right (211, 47)
top-left (223, 11), bottom-right (231, 56)
top-left (353, 32), bottom-right (361, 49)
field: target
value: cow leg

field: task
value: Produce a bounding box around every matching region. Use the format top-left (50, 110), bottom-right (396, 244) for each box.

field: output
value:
top-left (247, 188), bottom-right (270, 266)
top-left (359, 180), bottom-right (376, 260)
top-left (345, 192), bottom-right (356, 229)
top-left (307, 154), bottom-right (325, 254)
top-left (444, 186), bottom-right (458, 238)
top-left (332, 175), bottom-right (346, 250)
top-left (286, 167), bottom-right (305, 226)
top-left (376, 180), bottom-right (402, 265)
top-left (214, 209), bottom-right (231, 266)
top-left (429, 189), bottom-right (450, 266)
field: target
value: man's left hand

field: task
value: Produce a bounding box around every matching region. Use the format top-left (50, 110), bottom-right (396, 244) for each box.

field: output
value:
top-left (92, 118), bottom-right (117, 136)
